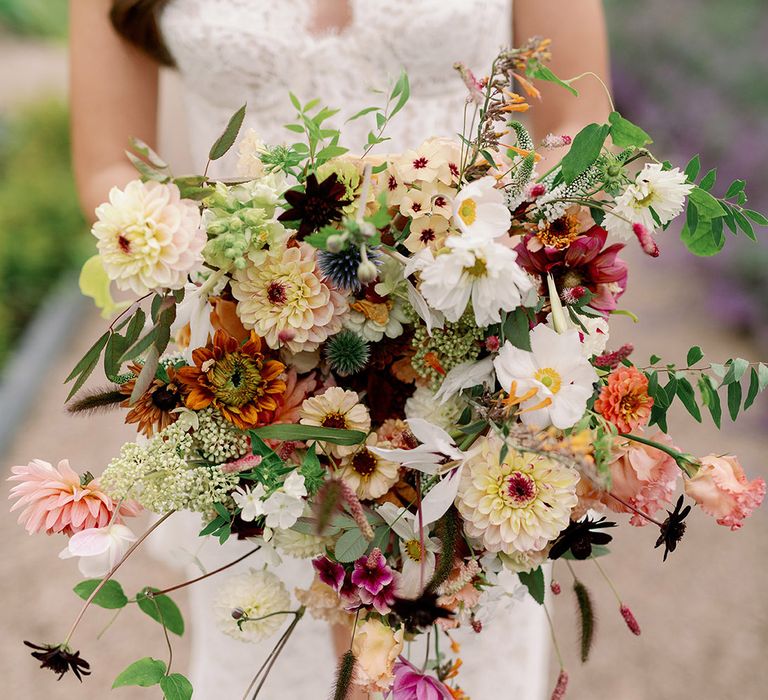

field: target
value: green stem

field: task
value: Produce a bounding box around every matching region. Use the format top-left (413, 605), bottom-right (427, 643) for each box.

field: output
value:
top-left (619, 433), bottom-right (698, 477)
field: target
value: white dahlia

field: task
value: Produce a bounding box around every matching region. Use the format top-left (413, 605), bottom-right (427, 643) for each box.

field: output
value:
top-left (92, 180), bottom-right (205, 294)
top-left (231, 243), bottom-right (348, 352)
top-left (455, 435), bottom-right (579, 554)
top-left (213, 569), bottom-right (291, 643)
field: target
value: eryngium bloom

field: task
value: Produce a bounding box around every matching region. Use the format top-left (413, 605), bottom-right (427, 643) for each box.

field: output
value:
top-left (176, 330), bottom-right (286, 429)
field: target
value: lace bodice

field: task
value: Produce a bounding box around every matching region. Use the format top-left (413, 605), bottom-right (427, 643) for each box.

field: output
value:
top-left (160, 0), bottom-right (512, 173)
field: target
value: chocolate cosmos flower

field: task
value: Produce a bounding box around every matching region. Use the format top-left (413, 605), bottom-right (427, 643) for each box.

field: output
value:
top-left (277, 172), bottom-right (351, 239)
top-left (655, 495), bottom-right (691, 561)
top-left (549, 516), bottom-right (616, 560)
top-left (24, 641), bottom-right (91, 681)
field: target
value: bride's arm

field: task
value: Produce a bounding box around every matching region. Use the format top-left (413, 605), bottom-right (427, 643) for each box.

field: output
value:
top-left (69, 0), bottom-right (160, 221)
top-left (514, 0), bottom-right (611, 167)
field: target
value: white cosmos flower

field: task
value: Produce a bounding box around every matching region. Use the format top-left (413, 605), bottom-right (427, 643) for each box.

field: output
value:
top-left (232, 483), bottom-right (268, 522)
top-left (377, 503), bottom-right (440, 599)
top-left (433, 356), bottom-right (495, 405)
top-left (545, 311), bottom-right (610, 358)
top-left (59, 524), bottom-right (137, 577)
top-left (493, 324), bottom-right (598, 429)
top-left (453, 176), bottom-right (511, 238)
top-left (419, 234), bottom-right (535, 327)
top-left (604, 163), bottom-right (693, 240)
top-left (171, 281), bottom-right (221, 362)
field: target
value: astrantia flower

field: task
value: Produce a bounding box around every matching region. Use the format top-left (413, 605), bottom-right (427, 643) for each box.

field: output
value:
top-left (277, 172), bottom-right (351, 239)
top-left (391, 657), bottom-right (453, 699)
top-left (119, 363), bottom-right (184, 436)
top-left (92, 180), bottom-right (205, 294)
top-left (456, 435), bottom-right (579, 554)
top-left (338, 433), bottom-right (400, 501)
top-left (8, 459), bottom-right (140, 536)
top-left (351, 618), bottom-right (404, 694)
top-left (684, 454), bottom-right (766, 530)
top-left (493, 325), bottom-right (598, 430)
top-left (231, 243), bottom-right (348, 353)
top-left (452, 176), bottom-right (511, 238)
top-left (175, 330), bottom-right (287, 430)
top-left (604, 164), bottom-right (693, 240)
top-left (595, 365), bottom-right (654, 433)
top-left (299, 387), bottom-right (371, 458)
top-left (59, 523), bottom-right (137, 577)
top-left (24, 642), bottom-right (90, 681)
top-left (419, 234), bottom-right (535, 326)
top-left (213, 569), bottom-right (291, 642)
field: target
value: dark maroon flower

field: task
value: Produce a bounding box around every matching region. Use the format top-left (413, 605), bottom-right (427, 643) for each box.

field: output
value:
top-left (350, 547), bottom-right (394, 595)
top-left (24, 641), bottom-right (91, 681)
top-left (277, 172), bottom-right (351, 239)
top-left (312, 556), bottom-right (346, 593)
top-left (515, 225), bottom-right (628, 313)
top-left (390, 592), bottom-right (454, 633)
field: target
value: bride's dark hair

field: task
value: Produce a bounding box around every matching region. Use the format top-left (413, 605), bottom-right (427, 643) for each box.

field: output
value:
top-left (110, 0), bottom-right (174, 66)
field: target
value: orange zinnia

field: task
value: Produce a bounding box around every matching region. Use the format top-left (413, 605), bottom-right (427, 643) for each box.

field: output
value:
top-left (594, 366), bottom-right (654, 434)
top-left (175, 330), bottom-right (286, 430)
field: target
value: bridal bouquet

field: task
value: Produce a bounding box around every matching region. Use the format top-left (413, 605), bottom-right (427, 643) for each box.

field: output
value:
top-left (10, 38), bottom-right (768, 699)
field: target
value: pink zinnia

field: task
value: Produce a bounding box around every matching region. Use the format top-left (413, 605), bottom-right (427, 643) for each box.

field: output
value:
top-left (390, 657), bottom-right (453, 699)
top-left (8, 459), bottom-right (140, 536)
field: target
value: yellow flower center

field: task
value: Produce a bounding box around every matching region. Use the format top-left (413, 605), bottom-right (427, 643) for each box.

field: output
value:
top-left (458, 198), bottom-right (477, 226)
top-left (463, 256), bottom-right (488, 278)
top-left (404, 539), bottom-right (423, 562)
top-left (534, 367), bottom-right (562, 394)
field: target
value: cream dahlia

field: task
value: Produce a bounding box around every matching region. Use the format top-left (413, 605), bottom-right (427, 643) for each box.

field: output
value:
top-left (231, 243), bottom-right (348, 353)
top-left (213, 569), bottom-right (291, 643)
top-left (92, 180), bottom-right (205, 294)
top-left (455, 435), bottom-right (579, 554)
top-left (299, 387), bottom-right (371, 458)
top-left (337, 433), bottom-right (400, 501)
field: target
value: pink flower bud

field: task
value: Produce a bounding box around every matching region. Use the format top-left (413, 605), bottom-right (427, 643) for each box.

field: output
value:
top-left (632, 223), bottom-right (659, 257)
top-left (550, 581), bottom-right (562, 595)
top-left (620, 604), bottom-right (641, 636)
top-left (527, 183), bottom-right (547, 199)
top-left (550, 669), bottom-right (569, 700)
top-left (485, 335), bottom-right (500, 352)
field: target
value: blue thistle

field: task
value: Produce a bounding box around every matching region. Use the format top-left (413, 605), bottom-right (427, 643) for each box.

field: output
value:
top-left (317, 245), bottom-right (382, 293)
top-left (325, 330), bottom-right (370, 376)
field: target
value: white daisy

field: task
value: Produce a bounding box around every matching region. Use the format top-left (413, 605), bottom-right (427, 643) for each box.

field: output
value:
top-left (452, 176), bottom-right (511, 239)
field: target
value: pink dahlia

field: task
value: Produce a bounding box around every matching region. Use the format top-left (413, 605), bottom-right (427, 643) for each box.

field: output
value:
top-left (9, 459), bottom-right (140, 536)
top-left (515, 225), bottom-right (628, 314)
top-left (390, 657), bottom-right (453, 699)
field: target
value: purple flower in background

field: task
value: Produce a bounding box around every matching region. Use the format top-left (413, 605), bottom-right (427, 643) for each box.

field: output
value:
top-left (312, 556), bottom-right (345, 593)
top-left (351, 548), bottom-right (394, 595)
top-left (390, 657), bottom-right (453, 699)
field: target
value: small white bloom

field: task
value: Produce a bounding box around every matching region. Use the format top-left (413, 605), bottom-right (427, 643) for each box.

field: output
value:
top-left (605, 163), bottom-right (693, 240)
top-left (171, 283), bottom-right (218, 362)
top-left (419, 235), bottom-right (534, 327)
top-left (433, 356), bottom-right (495, 405)
top-left (59, 524), bottom-right (137, 577)
top-left (405, 386), bottom-right (464, 430)
top-left (453, 176), bottom-right (511, 238)
top-left (493, 324), bottom-right (598, 429)
top-left (545, 311), bottom-right (610, 358)
top-left (232, 483), bottom-right (267, 522)
top-left (236, 128), bottom-right (268, 179)
top-left (282, 472), bottom-right (307, 499)
top-left (262, 490), bottom-right (305, 530)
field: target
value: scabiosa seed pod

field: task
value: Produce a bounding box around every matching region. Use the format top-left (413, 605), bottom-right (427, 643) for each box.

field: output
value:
top-left (550, 669), bottom-right (569, 700)
top-left (620, 604), bottom-right (641, 636)
top-left (317, 244), bottom-right (381, 293)
top-left (325, 330), bottom-right (370, 376)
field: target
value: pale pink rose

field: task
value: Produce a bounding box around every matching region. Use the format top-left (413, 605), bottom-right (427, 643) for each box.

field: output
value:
top-left (684, 455), bottom-right (765, 530)
top-left (8, 459), bottom-right (141, 536)
top-left (604, 432), bottom-right (679, 526)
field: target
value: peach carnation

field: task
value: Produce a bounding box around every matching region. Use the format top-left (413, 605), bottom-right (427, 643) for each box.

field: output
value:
top-left (351, 617), bottom-right (404, 694)
top-left (92, 180), bottom-right (205, 295)
top-left (684, 454), bottom-right (765, 530)
top-left (8, 459), bottom-right (140, 536)
top-left (231, 242), bottom-right (348, 353)
top-left (595, 365), bottom-right (654, 433)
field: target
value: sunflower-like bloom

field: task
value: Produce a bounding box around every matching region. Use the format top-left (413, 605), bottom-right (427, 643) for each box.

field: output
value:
top-left (231, 243), bottom-right (348, 353)
top-left (455, 435), bottom-right (579, 554)
top-left (175, 330), bottom-right (286, 429)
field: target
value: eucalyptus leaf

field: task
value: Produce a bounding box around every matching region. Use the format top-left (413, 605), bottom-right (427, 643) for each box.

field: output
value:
top-left (686, 346), bottom-right (704, 366)
top-left (727, 381), bottom-right (742, 421)
top-left (209, 103), bottom-right (247, 161)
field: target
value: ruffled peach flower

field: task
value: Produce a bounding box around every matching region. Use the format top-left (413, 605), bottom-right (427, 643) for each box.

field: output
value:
top-left (604, 432), bottom-right (679, 526)
top-left (351, 617), bottom-right (404, 694)
top-left (595, 365), bottom-right (654, 433)
top-left (684, 455), bottom-right (765, 530)
top-left (8, 459), bottom-right (140, 536)
top-left (272, 369), bottom-right (318, 425)
top-left (295, 577), bottom-right (352, 627)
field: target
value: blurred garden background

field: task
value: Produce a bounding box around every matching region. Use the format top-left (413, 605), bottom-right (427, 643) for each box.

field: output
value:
top-left (0, 1), bottom-right (766, 698)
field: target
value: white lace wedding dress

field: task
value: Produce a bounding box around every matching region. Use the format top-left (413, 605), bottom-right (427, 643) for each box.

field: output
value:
top-left (155, 1), bottom-right (550, 697)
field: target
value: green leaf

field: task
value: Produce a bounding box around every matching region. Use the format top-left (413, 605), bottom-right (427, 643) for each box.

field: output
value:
top-left (727, 380), bottom-right (742, 421)
top-left (758, 363), bottom-right (768, 392)
top-left (560, 123), bottom-right (610, 185)
top-left (136, 589), bottom-right (185, 636)
top-left (518, 567), bottom-right (545, 605)
top-left (699, 376), bottom-right (722, 429)
top-left (209, 103), bottom-right (247, 161)
top-left (334, 528), bottom-right (369, 563)
top-left (73, 579), bottom-right (128, 609)
top-left (680, 218), bottom-right (725, 257)
top-left (733, 209), bottom-right (756, 241)
top-left (689, 186), bottom-right (726, 219)
top-left (65, 330), bottom-right (111, 400)
top-left (608, 111), bottom-right (652, 148)
top-left (160, 673), bottom-right (194, 700)
top-left (346, 106), bottom-right (381, 122)
top-left (113, 657), bottom-right (166, 688)
top-left (502, 308), bottom-right (531, 351)
top-left (119, 325), bottom-right (160, 364)
top-left (78, 255), bottom-right (130, 319)
top-left (129, 345), bottom-right (160, 404)
top-left (684, 154), bottom-right (701, 182)
top-left (698, 168), bottom-right (717, 192)
top-left (527, 62), bottom-right (578, 96)
top-left (129, 137), bottom-right (168, 170)
top-left (722, 358), bottom-right (749, 385)
top-left (686, 346), bottom-right (704, 366)
top-left (675, 377), bottom-right (702, 422)
top-left (724, 179), bottom-right (746, 198)
top-left (389, 70), bottom-right (410, 118)
top-left (744, 367), bottom-right (760, 411)
top-left (250, 425), bottom-right (367, 446)
top-left (743, 208), bottom-right (768, 226)
top-left (125, 151), bottom-right (170, 182)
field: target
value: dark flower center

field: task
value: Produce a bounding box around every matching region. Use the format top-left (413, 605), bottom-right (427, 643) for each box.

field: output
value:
top-left (210, 354), bottom-right (264, 407)
top-left (321, 412), bottom-right (348, 430)
top-left (388, 175), bottom-right (398, 191)
top-left (352, 449), bottom-right (377, 476)
top-left (506, 471), bottom-right (537, 506)
top-left (152, 385), bottom-right (180, 411)
top-left (412, 156), bottom-right (429, 169)
top-left (267, 281), bottom-right (288, 305)
top-left (449, 163), bottom-right (459, 179)
top-left (433, 195), bottom-right (447, 208)
top-left (117, 234), bottom-right (131, 254)
top-left (419, 228), bottom-right (435, 243)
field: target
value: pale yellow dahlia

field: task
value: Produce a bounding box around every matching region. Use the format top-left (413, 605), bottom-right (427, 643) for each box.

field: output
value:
top-left (456, 435), bottom-right (579, 554)
top-left (92, 180), bottom-right (205, 295)
top-left (299, 387), bottom-right (371, 458)
top-left (231, 243), bottom-right (348, 353)
top-left (338, 433), bottom-right (400, 501)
